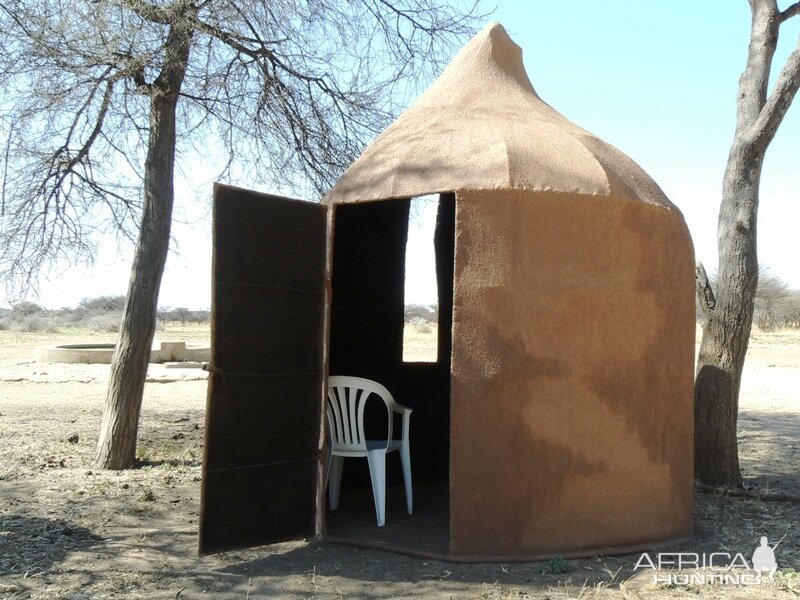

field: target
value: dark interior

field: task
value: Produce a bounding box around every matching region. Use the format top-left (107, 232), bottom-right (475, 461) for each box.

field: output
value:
top-left (326, 193), bottom-right (455, 552)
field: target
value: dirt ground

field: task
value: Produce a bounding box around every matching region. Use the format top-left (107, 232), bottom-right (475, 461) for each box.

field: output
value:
top-left (0, 326), bottom-right (799, 599)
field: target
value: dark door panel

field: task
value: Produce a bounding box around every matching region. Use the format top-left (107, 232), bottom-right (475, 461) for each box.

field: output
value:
top-left (199, 184), bottom-right (327, 555)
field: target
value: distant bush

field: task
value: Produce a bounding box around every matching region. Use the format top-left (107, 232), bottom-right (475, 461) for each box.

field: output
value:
top-left (699, 267), bottom-right (800, 331)
top-left (405, 304), bottom-right (437, 324)
top-left (0, 302), bottom-right (57, 332)
top-left (0, 295), bottom-right (207, 332)
top-left (171, 307), bottom-right (191, 325)
top-left (159, 307), bottom-right (210, 325)
top-left (78, 295), bottom-right (127, 313)
top-left (190, 310), bottom-right (211, 324)
top-left (56, 309), bottom-right (88, 326)
top-left (85, 312), bottom-right (122, 333)
top-left (11, 301), bottom-right (44, 317)
top-left (11, 315), bottom-right (58, 333)
top-left (754, 269), bottom-right (800, 331)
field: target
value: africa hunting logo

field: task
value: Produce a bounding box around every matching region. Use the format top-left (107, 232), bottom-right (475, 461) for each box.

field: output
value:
top-left (634, 536), bottom-right (785, 586)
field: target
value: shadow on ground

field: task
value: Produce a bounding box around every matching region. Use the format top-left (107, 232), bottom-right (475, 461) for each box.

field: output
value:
top-left (0, 514), bottom-right (101, 576)
top-left (739, 408), bottom-right (800, 494)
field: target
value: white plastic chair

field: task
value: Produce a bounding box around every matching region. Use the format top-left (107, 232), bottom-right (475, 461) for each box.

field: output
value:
top-left (326, 376), bottom-right (413, 526)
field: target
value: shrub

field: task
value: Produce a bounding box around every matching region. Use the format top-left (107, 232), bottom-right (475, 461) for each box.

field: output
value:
top-left (14, 315), bottom-right (58, 333)
top-left (413, 323), bottom-right (432, 334)
top-left (78, 295), bottom-right (127, 312)
top-left (85, 313), bottom-right (122, 333)
top-left (404, 304), bottom-right (437, 324)
top-left (11, 301), bottom-right (44, 317)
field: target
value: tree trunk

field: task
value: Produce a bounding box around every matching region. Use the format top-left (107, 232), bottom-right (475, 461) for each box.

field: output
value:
top-left (694, 0), bottom-right (800, 486)
top-left (94, 18), bottom-right (193, 469)
top-left (694, 147), bottom-right (761, 487)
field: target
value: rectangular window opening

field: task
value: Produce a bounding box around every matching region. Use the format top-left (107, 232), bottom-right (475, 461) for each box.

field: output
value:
top-left (403, 195), bottom-right (440, 362)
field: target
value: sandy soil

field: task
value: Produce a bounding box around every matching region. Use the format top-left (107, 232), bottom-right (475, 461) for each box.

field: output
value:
top-left (0, 327), bottom-right (798, 599)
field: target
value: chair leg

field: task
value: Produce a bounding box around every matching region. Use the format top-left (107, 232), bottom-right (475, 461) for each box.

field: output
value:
top-left (400, 443), bottom-right (413, 514)
top-left (328, 455), bottom-right (344, 510)
top-left (325, 449), bottom-right (332, 486)
top-left (366, 450), bottom-right (386, 526)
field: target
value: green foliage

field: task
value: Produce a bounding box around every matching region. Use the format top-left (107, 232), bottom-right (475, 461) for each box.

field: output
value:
top-left (542, 556), bottom-right (571, 575)
top-left (777, 568), bottom-right (799, 592)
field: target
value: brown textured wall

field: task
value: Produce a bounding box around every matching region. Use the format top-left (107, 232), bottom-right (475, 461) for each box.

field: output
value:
top-left (449, 189), bottom-right (695, 558)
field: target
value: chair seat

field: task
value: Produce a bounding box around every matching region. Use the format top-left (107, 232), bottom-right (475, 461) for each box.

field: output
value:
top-left (332, 439), bottom-right (403, 457)
top-left (366, 439), bottom-right (403, 453)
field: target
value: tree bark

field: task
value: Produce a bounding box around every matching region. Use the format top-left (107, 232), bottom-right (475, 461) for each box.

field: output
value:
top-left (694, 146), bottom-right (761, 487)
top-left (94, 15), bottom-right (193, 469)
top-left (694, 0), bottom-right (800, 486)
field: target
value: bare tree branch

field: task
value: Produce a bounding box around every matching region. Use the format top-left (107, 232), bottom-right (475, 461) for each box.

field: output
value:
top-left (115, 0), bottom-right (174, 25)
top-left (0, 0), bottom-right (485, 289)
top-left (736, 0), bottom-right (780, 129)
top-left (780, 1), bottom-right (800, 21)
top-left (696, 262), bottom-right (716, 317)
top-left (751, 35), bottom-right (800, 148)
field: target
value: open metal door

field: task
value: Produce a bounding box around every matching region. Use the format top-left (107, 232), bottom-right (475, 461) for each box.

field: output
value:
top-left (199, 183), bottom-right (327, 554)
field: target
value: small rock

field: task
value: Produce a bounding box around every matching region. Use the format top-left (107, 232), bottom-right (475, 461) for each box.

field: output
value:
top-left (67, 433), bottom-right (80, 444)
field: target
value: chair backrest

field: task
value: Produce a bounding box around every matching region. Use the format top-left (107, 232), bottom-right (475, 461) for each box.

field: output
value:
top-left (326, 376), bottom-right (396, 452)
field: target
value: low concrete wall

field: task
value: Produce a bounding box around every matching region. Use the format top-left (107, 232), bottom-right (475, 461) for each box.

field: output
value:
top-left (33, 341), bottom-right (210, 364)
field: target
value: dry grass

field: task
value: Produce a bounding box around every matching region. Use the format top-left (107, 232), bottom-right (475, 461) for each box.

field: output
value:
top-left (0, 327), bottom-right (798, 598)
top-left (403, 322), bottom-right (438, 362)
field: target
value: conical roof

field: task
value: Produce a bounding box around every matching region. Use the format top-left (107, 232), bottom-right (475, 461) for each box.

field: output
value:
top-left (326, 22), bottom-right (673, 209)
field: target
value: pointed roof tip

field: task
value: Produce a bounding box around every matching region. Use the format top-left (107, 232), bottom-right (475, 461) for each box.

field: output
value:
top-left (326, 22), bottom-right (674, 211)
top-left (483, 21), bottom-right (518, 47)
top-left (456, 21), bottom-right (534, 94)
top-left (481, 20), bottom-right (510, 37)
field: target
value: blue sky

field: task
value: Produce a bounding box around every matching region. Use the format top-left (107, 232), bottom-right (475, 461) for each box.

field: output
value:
top-left (495, 1), bottom-right (799, 289)
top-left (9, 1), bottom-right (800, 309)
